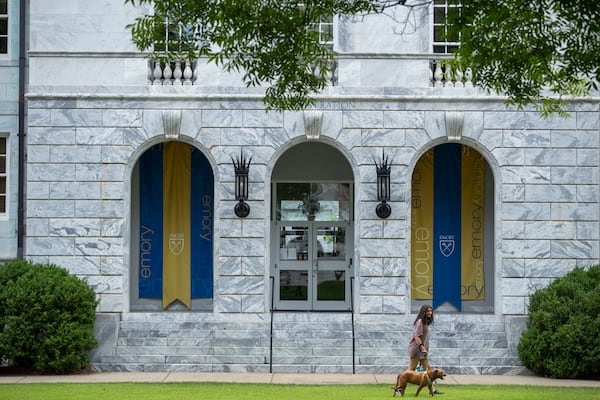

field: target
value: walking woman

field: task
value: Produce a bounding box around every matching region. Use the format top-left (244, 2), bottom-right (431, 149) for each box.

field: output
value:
top-left (407, 304), bottom-right (443, 394)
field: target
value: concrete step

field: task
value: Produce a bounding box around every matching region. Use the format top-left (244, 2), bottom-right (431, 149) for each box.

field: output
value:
top-left (270, 313), bottom-right (354, 372)
top-left (92, 312), bottom-right (522, 374)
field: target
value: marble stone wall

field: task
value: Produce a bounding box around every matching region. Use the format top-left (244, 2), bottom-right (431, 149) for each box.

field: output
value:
top-left (24, 92), bottom-right (600, 316)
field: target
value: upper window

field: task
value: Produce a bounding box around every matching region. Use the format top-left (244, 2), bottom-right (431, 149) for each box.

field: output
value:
top-left (0, 137), bottom-right (7, 215)
top-left (0, 0), bottom-right (8, 54)
top-left (433, 0), bottom-right (461, 54)
top-left (315, 15), bottom-right (334, 51)
top-left (275, 183), bottom-right (351, 222)
top-left (152, 17), bottom-right (195, 54)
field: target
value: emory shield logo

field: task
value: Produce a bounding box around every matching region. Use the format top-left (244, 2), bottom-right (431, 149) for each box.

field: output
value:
top-left (439, 237), bottom-right (455, 257)
top-left (169, 234), bottom-right (185, 256)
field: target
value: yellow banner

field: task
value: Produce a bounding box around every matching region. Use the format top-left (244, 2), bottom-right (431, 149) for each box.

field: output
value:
top-left (461, 145), bottom-right (485, 300)
top-left (411, 149), bottom-right (434, 299)
top-left (163, 142), bottom-right (192, 309)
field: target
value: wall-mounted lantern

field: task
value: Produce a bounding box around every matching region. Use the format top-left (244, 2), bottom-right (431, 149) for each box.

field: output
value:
top-left (232, 151), bottom-right (252, 218)
top-left (374, 150), bottom-right (392, 219)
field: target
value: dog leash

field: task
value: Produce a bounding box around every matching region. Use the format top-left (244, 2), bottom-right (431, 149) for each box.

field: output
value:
top-left (421, 371), bottom-right (433, 386)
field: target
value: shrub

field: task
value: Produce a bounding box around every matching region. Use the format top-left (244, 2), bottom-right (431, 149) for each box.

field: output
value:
top-left (518, 264), bottom-right (600, 379)
top-left (0, 260), bottom-right (98, 374)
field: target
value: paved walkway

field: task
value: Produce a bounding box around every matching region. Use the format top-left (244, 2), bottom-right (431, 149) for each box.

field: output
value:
top-left (1, 372), bottom-right (599, 387)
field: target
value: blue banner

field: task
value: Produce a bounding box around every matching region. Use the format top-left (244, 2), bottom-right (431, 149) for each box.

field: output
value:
top-left (191, 149), bottom-right (214, 298)
top-left (139, 145), bottom-right (164, 298)
top-left (139, 144), bottom-right (214, 302)
top-left (433, 144), bottom-right (462, 310)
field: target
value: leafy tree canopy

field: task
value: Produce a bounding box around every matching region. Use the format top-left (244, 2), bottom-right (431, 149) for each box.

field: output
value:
top-left (126, 0), bottom-right (600, 114)
top-left (453, 0), bottom-right (600, 116)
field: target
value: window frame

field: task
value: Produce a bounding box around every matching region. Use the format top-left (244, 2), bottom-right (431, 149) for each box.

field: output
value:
top-left (0, 135), bottom-right (8, 219)
top-left (0, 0), bottom-right (8, 56)
top-left (152, 16), bottom-right (196, 54)
top-left (293, 2), bottom-right (334, 51)
top-left (315, 14), bottom-right (334, 51)
top-left (431, 0), bottom-right (461, 55)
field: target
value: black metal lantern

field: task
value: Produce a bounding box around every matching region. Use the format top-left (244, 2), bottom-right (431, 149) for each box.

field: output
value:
top-left (374, 150), bottom-right (392, 219)
top-left (232, 151), bottom-right (252, 218)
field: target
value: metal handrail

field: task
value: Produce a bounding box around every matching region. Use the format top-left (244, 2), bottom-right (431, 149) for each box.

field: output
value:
top-left (269, 275), bottom-right (275, 373)
top-left (350, 276), bottom-right (356, 374)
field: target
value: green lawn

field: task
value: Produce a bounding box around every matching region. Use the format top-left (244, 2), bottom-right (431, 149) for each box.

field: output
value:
top-left (0, 383), bottom-right (598, 400)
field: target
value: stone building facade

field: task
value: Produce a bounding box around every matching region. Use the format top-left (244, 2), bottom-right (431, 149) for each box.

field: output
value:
top-left (1, 0), bottom-right (598, 374)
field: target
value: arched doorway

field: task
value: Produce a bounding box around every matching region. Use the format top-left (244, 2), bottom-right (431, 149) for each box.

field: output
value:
top-left (270, 142), bottom-right (354, 311)
top-left (130, 141), bottom-right (214, 311)
top-left (410, 143), bottom-right (494, 313)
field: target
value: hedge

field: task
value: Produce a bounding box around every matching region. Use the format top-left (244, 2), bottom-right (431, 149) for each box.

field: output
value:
top-left (0, 260), bottom-right (98, 374)
top-left (518, 264), bottom-right (600, 379)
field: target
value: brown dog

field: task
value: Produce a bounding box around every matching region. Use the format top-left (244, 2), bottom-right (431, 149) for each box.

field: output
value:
top-left (390, 368), bottom-right (446, 397)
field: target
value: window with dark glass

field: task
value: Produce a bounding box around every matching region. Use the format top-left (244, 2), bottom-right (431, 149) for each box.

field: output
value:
top-left (0, 0), bottom-right (8, 54)
top-left (0, 137), bottom-right (7, 214)
top-left (316, 14), bottom-right (334, 51)
top-left (152, 16), bottom-right (195, 53)
top-left (433, 0), bottom-right (461, 54)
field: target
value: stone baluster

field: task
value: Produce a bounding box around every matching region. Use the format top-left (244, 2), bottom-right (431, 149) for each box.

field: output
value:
top-left (153, 61), bottom-right (163, 85)
top-left (454, 67), bottom-right (464, 88)
top-left (444, 63), bottom-right (454, 87)
top-left (434, 62), bottom-right (444, 87)
top-left (163, 62), bottom-right (173, 85)
top-left (465, 68), bottom-right (473, 87)
top-left (183, 60), bottom-right (193, 85)
top-left (173, 61), bottom-right (183, 85)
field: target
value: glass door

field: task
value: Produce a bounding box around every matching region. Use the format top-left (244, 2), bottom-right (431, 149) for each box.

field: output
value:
top-left (313, 222), bottom-right (352, 310)
top-left (276, 224), bottom-right (312, 310)
top-left (272, 182), bottom-right (353, 311)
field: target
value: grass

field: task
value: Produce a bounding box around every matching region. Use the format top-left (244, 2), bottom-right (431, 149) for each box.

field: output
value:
top-left (0, 383), bottom-right (599, 400)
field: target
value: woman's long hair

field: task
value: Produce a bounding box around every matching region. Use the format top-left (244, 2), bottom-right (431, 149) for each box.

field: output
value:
top-left (414, 304), bottom-right (434, 326)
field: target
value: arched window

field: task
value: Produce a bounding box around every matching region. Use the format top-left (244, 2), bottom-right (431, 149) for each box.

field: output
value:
top-left (411, 143), bottom-right (494, 312)
top-left (131, 142), bottom-right (214, 311)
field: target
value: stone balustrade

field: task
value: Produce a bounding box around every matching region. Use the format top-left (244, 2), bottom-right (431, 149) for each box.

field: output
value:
top-left (148, 59), bottom-right (197, 85)
top-left (430, 59), bottom-right (474, 87)
top-left (146, 57), bottom-right (473, 88)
